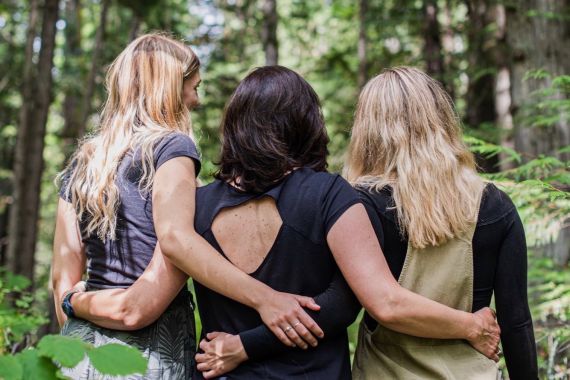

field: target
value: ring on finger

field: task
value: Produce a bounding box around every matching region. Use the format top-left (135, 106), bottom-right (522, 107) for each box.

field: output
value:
top-left (292, 321), bottom-right (301, 328)
top-left (284, 325), bottom-right (293, 333)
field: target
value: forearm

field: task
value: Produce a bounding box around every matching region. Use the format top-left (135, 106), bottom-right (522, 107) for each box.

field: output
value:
top-left (239, 270), bottom-right (361, 360)
top-left (161, 230), bottom-right (274, 310)
top-left (71, 288), bottom-right (137, 330)
top-left (52, 272), bottom-right (81, 327)
top-left (366, 285), bottom-right (478, 340)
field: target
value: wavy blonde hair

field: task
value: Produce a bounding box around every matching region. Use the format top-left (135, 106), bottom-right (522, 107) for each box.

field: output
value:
top-left (58, 33), bottom-right (200, 240)
top-left (344, 67), bottom-right (483, 249)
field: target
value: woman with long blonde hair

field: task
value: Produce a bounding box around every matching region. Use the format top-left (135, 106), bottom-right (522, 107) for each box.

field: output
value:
top-left (52, 34), bottom-right (325, 379)
top-left (346, 67), bottom-right (537, 379)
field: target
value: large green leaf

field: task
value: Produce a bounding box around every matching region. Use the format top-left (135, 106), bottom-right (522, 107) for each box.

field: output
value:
top-left (16, 350), bottom-right (60, 380)
top-left (37, 335), bottom-right (89, 368)
top-left (0, 355), bottom-right (23, 380)
top-left (87, 344), bottom-right (147, 376)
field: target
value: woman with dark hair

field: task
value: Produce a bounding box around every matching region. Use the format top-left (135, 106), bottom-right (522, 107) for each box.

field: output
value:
top-left (192, 66), bottom-right (501, 379)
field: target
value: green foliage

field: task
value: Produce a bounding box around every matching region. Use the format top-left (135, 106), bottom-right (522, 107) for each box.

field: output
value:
top-left (0, 269), bottom-right (48, 354)
top-left (0, 334), bottom-right (148, 379)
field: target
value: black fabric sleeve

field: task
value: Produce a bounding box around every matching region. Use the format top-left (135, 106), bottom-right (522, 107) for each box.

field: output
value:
top-left (358, 191), bottom-right (385, 248)
top-left (322, 176), bottom-right (362, 234)
top-left (154, 133), bottom-right (201, 176)
top-left (238, 269), bottom-right (361, 361)
top-left (493, 208), bottom-right (538, 379)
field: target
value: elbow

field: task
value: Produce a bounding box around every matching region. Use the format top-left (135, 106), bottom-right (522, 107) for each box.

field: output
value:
top-left (158, 228), bottom-right (185, 261)
top-left (366, 293), bottom-right (400, 325)
top-left (120, 312), bottom-right (148, 331)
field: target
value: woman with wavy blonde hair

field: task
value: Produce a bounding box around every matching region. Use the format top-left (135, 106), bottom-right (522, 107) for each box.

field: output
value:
top-left (346, 67), bottom-right (537, 379)
top-left (52, 34), bottom-right (324, 379)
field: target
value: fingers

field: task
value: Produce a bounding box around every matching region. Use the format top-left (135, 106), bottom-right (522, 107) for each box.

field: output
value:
top-left (282, 323), bottom-right (308, 349)
top-left (269, 324), bottom-right (296, 347)
top-left (295, 295), bottom-right (321, 311)
top-left (294, 309), bottom-right (324, 339)
top-left (292, 321), bottom-right (318, 347)
top-left (206, 331), bottom-right (222, 340)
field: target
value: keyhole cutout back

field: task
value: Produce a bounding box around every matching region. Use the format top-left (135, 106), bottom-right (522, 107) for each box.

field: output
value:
top-left (211, 196), bottom-right (283, 274)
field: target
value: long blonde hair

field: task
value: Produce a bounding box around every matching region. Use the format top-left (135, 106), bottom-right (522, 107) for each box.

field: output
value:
top-left (59, 33), bottom-right (200, 240)
top-left (344, 67), bottom-right (483, 249)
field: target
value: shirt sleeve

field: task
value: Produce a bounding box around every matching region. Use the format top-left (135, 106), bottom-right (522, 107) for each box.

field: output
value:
top-left (493, 206), bottom-right (538, 379)
top-left (238, 268), bottom-right (361, 361)
top-left (58, 164), bottom-right (75, 203)
top-left (322, 176), bottom-right (362, 234)
top-left (358, 189), bottom-right (385, 248)
top-left (154, 133), bottom-right (201, 176)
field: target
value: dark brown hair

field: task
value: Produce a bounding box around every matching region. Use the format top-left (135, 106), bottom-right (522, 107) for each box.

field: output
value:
top-left (216, 66), bottom-right (329, 193)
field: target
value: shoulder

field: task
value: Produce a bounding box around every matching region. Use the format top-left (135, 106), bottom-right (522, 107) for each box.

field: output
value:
top-left (155, 132), bottom-right (199, 155)
top-left (154, 132), bottom-right (201, 174)
top-left (355, 184), bottom-right (394, 214)
top-left (478, 183), bottom-right (517, 226)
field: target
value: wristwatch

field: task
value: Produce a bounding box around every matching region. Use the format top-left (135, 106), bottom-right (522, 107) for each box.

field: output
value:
top-left (61, 291), bottom-right (78, 318)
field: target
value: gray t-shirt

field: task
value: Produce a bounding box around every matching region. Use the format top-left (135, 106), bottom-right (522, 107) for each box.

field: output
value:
top-left (60, 133), bottom-right (201, 289)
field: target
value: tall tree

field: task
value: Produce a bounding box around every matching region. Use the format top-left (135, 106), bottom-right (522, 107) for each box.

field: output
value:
top-left (7, 0), bottom-right (60, 283)
top-left (358, 0), bottom-right (368, 88)
top-left (79, 0), bottom-right (110, 139)
top-left (422, 0), bottom-right (445, 82)
top-left (61, 0), bottom-right (83, 157)
top-left (464, 0), bottom-right (508, 172)
top-left (261, 0), bottom-right (278, 65)
top-left (507, 0), bottom-right (570, 161)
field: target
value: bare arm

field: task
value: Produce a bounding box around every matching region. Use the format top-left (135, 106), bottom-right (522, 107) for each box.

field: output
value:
top-left (152, 157), bottom-right (322, 346)
top-left (70, 243), bottom-right (188, 330)
top-left (52, 199), bottom-right (86, 327)
top-left (327, 204), bottom-right (500, 359)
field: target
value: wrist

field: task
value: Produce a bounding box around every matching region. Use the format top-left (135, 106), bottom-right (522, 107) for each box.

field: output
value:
top-left (250, 285), bottom-right (275, 310)
top-left (464, 313), bottom-right (482, 342)
top-left (233, 335), bottom-right (249, 363)
top-left (61, 290), bottom-right (79, 318)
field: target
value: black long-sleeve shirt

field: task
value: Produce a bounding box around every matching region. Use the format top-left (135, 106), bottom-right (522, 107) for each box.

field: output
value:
top-left (358, 183), bottom-right (538, 379)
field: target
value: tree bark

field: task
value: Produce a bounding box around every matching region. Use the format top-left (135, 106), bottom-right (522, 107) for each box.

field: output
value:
top-left (261, 0), bottom-right (278, 66)
top-left (358, 0), bottom-right (368, 89)
top-left (61, 0), bottom-right (83, 157)
top-left (464, 0), bottom-right (509, 172)
top-left (507, 0), bottom-right (570, 161)
top-left (79, 0), bottom-right (110, 138)
top-left (7, 0), bottom-right (60, 283)
top-left (422, 0), bottom-right (446, 86)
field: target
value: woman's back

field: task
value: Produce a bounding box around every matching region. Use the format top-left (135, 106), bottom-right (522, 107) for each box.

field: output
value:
top-left (60, 133), bottom-right (200, 290)
top-left (194, 168), bottom-right (360, 379)
top-left (357, 183), bottom-right (538, 379)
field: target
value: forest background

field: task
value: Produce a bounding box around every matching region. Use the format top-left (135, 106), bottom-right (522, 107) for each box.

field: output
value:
top-left (0, 0), bottom-right (569, 378)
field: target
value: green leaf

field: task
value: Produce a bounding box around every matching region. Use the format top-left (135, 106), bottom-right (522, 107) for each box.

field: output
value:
top-left (3, 273), bottom-right (31, 291)
top-left (87, 344), bottom-right (147, 376)
top-left (16, 350), bottom-right (60, 380)
top-left (37, 335), bottom-right (89, 368)
top-left (0, 355), bottom-right (23, 380)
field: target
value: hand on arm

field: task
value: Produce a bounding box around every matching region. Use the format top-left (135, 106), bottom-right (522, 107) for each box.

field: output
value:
top-left (152, 157), bottom-right (323, 347)
top-left (52, 199), bottom-right (86, 327)
top-left (327, 204), bottom-right (501, 361)
top-left (195, 269), bottom-right (361, 378)
top-left (70, 243), bottom-right (188, 330)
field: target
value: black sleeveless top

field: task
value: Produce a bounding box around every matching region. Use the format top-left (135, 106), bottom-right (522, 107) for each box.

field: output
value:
top-left (59, 133), bottom-right (201, 290)
top-left (194, 168), bottom-right (361, 379)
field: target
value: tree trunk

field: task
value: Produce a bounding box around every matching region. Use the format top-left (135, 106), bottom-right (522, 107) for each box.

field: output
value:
top-left (61, 0), bottom-right (83, 158)
top-left (261, 0), bottom-right (278, 66)
top-left (357, 0), bottom-right (368, 89)
top-left (422, 0), bottom-right (446, 87)
top-left (507, 0), bottom-right (570, 161)
top-left (464, 0), bottom-right (509, 173)
top-left (7, 0), bottom-right (60, 283)
top-left (79, 0), bottom-right (110, 138)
